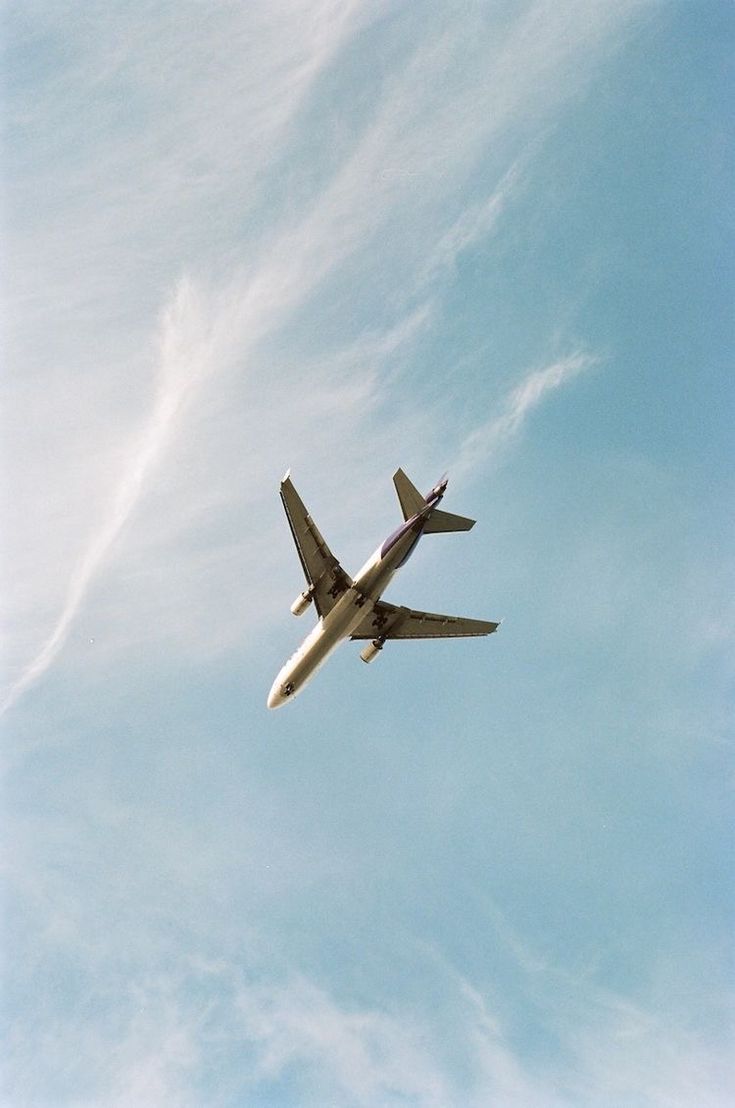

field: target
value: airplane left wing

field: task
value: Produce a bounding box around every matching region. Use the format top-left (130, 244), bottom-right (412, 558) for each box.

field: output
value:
top-left (280, 473), bottom-right (352, 618)
top-left (350, 600), bottom-right (499, 640)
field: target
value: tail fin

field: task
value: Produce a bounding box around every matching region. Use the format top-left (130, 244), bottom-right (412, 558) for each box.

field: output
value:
top-left (393, 468), bottom-right (425, 520)
top-left (393, 468), bottom-right (475, 530)
top-left (424, 509), bottom-right (475, 533)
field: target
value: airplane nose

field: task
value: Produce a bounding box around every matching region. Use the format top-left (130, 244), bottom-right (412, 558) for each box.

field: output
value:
top-left (267, 684), bottom-right (283, 710)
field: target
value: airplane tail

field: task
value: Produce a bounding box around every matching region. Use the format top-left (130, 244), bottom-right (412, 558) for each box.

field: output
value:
top-left (393, 468), bottom-right (475, 532)
top-left (393, 468), bottom-right (425, 520)
top-left (424, 509), bottom-right (475, 533)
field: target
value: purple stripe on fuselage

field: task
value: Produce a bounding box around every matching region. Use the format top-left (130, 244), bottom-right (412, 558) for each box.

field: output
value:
top-left (380, 479), bottom-right (446, 567)
top-left (380, 516), bottom-right (423, 566)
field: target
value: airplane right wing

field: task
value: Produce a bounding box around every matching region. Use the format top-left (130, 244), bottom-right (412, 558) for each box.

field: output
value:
top-left (280, 473), bottom-right (352, 618)
top-left (351, 600), bottom-right (499, 640)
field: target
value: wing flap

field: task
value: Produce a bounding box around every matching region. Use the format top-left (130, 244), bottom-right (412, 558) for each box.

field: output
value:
top-left (280, 473), bottom-right (352, 618)
top-left (351, 601), bottom-right (499, 640)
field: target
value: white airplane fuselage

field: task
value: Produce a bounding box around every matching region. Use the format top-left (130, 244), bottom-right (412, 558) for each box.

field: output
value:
top-left (267, 494), bottom-right (439, 709)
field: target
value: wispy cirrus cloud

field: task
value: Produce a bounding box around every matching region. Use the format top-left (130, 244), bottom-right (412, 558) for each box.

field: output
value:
top-left (1, 280), bottom-right (214, 715)
top-left (3, 3), bottom-right (640, 711)
top-left (6, 7), bottom-right (732, 1108)
top-left (453, 352), bottom-right (598, 480)
top-left (419, 157), bottom-right (527, 289)
top-left (6, 946), bottom-right (730, 1107)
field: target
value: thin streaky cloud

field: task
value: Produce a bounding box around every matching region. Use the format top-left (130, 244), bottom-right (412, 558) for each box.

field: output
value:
top-left (4, 2), bottom-right (642, 702)
top-left (453, 352), bottom-right (597, 480)
top-left (5, 3), bottom-right (731, 1107)
top-left (1, 279), bottom-right (211, 716)
top-left (420, 157), bottom-right (527, 288)
top-left (0, 347), bottom-right (592, 714)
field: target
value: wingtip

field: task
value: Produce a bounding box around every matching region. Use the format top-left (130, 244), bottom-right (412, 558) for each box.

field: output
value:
top-left (281, 467), bottom-right (291, 484)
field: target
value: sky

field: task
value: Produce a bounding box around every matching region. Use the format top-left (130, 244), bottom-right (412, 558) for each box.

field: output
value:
top-left (2, 1), bottom-right (733, 1105)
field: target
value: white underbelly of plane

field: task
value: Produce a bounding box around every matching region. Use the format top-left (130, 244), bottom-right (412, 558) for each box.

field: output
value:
top-left (267, 586), bottom-right (377, 708)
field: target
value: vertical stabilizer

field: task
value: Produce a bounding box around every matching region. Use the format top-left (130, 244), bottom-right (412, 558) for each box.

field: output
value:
top-left (393, 469), bottom-right (425, 520)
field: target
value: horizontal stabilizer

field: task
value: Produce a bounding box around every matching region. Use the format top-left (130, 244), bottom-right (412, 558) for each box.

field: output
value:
top-left (423, 509), bottom-right (475, 533)
top-left (393, 468), bottom-right (425, 521)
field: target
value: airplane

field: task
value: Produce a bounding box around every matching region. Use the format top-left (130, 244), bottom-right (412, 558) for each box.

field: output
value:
top-left (267, 468), bottom-right (500, 708)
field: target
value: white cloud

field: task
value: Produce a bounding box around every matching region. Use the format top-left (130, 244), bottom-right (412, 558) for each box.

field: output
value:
top-left (453, 352), bottom-right (597, 480)
top-left (5, 1), bottom-right (644, 711)
top-left (234, 974), bottom-right (452, 1107)
top-left (5, 9), bottom-right (730, 1108)
top-left (1, 279), bottom-right (215, 714)
top-left (562, 991), bottom-right (735, 1108)
top-left (7, 947), bottom-right (731, 1107)
top-left (420, 157), bottom-right (527, 288)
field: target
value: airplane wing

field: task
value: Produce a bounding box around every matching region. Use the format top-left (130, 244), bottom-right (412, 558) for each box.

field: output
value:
top-left (350, 600), bottom-right (499, 640)
top-left (280, 473), bottom-right (352, 618)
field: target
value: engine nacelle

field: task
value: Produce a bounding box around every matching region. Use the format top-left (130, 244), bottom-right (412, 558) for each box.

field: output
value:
top-left (290, 590), bottom-right (313, 617)
top-left (359, 639), bottom-right (384, 664)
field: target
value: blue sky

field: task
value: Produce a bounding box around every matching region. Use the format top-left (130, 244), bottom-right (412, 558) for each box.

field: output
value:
top-left (3, 2), bottom-right (733, 1105)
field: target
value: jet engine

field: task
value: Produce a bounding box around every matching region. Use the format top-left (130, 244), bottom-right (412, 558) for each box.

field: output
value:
top-left (359, 639), bottom-right (384, 664)
top-left (290, 590), bottom-right (313, 617)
